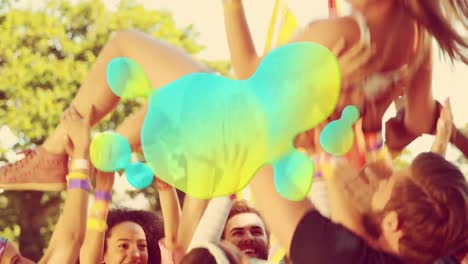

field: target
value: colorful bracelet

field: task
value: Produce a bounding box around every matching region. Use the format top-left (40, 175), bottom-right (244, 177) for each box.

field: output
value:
top-left (87, 218), bottom-right (107, 232)
top-left (70, 159), bottom-right (89, 171)
top-left (94, 191), bottom-right (112, 202)
top-left (68, 179), bottom-right (91, 192)
top-left (66, 171), bottom-right (88, 181)
top-left (364, 132), bottom-right (383, 151)
top-left (90, 200), bottom-right (109, 218)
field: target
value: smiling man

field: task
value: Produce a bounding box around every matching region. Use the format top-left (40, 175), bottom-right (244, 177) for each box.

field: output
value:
top-left (221, 200), bottom-right (270, 260)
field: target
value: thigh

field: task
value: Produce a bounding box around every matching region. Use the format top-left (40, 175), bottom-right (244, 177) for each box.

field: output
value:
top-left (114, 30), bottom-right (212, 89)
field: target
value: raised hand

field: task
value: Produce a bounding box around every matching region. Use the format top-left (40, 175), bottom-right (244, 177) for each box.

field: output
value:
top-left (431, 98), bottom-right (453, 156)
top-left (91, 167), bottom-right (115, 192)
top-left (331, 39), bottom-right (375, 88)
top-left (61, 105), bottom-right (94, 159)
top-left (154, 176), bottom-right (173, 191)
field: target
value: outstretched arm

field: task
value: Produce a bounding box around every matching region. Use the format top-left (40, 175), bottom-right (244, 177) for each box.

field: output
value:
top-left (79, 170), bottom-right (115, 264)
top-left (249, 37), bottom-right (376, 254)
top-left (39, 105), bottom-right (93, 264)
top-left (431, 98), bottom-right (453, 157)
top-left (156, 177), bottom-right (182, 250)
top-left (177, 195), bottom-right (210, 253)
top-left (222, 0), bottom-right (260, 79)
top-left (187, 195), bottom-right (236, 251)
top-left (250, 165), bottom-right (314, 256)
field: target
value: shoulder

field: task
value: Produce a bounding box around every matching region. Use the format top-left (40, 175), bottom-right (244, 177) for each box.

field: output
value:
top-left (289, 210), bottom-right (403, 264)
top-left (292, 16), bottom-right (361, 50)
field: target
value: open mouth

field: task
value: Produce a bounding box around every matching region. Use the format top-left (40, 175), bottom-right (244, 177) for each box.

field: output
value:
top-left (241, 248), bottom-right (258, 257)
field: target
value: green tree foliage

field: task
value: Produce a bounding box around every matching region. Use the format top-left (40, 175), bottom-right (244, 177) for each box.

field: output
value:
top-left (0, 0), bottom-right (230, 260)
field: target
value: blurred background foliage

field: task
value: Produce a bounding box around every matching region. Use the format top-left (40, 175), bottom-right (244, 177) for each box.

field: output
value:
top-left (0, 0), bottom-right (231, 260)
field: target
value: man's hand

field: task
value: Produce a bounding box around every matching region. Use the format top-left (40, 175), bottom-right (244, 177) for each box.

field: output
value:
top-left (330, 159), bottom-right (380, 214)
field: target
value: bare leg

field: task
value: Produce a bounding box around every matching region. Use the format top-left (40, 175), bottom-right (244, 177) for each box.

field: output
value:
top-left (44, 30), bottom-right (210, 154)
top-left (0, 30), bottom-right (210, 190)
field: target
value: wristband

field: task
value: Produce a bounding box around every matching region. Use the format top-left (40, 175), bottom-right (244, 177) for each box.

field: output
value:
top-left (94, 191), bottom-right (112, 202)
top-left (66, 171), bottom-right (88, 181)
top-left (364, 132), bottom-right (383, 151)
top-left (70, 158), bottom-right (89, 171)
top-left (68, 179), bottom-right (91, 192)
top-left (90, 200), bottom-right (109, 218)
top-left (87, 218), bottom-right (107, 232)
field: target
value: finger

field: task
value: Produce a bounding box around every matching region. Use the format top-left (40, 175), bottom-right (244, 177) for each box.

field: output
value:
top-left (363, 166), bottom-right (380, 190)
top-left (61, 108), bottom-right (70, 121)
top-left (331, 38), bottom-right (346, 55)
top-left (351, 45), bottom-right (374, 68)
top-left (61, 113), bottom-right (72, 130)
top-left (69, 106), bottom-right (81, 121)
top-left (71, 104), bottom-right (84, 118)
top-left (85, 104), bottom-right (95, 126)
top-left (444, 98), bottom-right (453, 122)
top-left (344, 41), bottom-right (367, 59)
top-left (64, 135), bottom-right (74, 156)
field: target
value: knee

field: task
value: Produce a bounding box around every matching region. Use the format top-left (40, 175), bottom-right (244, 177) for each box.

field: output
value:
top-left (108, 29), bottom-right (141, 45)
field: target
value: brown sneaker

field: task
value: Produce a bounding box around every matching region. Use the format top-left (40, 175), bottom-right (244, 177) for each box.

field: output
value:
top-left (0, 147), bottom-right (68, 191)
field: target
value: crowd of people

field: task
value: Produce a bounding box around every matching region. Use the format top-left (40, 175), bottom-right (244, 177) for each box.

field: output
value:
top-left (0, 0), bottom-right (467, 263)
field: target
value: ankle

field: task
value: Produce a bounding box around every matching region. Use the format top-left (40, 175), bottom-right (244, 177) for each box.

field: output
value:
top-left (42, 140), bottom-right (66, 155)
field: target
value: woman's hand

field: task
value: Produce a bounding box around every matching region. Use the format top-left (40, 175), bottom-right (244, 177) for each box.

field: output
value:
top-left (431, 98), bottom-right (453, 156)
top-left (62, 105), bottom-right (93, 159)
top-left (153, 176), bottom-right (173, 192)
top-left (92, 167), bottom-right (115, 192)
top-left (331, 39), bottom-right (375, 88)
top-left (330, 39), bottom-right (375, 121)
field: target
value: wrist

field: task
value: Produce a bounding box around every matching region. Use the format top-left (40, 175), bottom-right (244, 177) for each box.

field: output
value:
top-left (70, 158), bottom-right (89, 171)
top-left (87, 217), bottom-right (107, 232)
top-left (68, 179), bottom-right (92, 192)
top-left (72, 146), bottom-right (89, 158)
top-left (90, 199), bottom-right (110, 219)
top-left (94, 190), bottom-right (112, 202)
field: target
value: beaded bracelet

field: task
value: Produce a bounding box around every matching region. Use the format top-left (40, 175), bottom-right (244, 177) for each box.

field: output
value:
top-left (68, 179), bottom-right (91, 192)
top-left (87, 218), bottom-right (107, 232)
